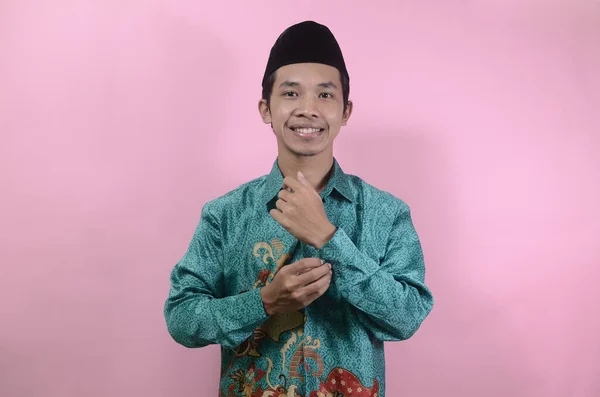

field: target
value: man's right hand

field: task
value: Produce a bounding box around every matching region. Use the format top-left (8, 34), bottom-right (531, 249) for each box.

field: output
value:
top-left (260, 258), bottom-right (332, 316)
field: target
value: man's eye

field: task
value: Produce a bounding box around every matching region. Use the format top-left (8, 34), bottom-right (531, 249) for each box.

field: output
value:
top-left (283, 91), bottom-right (298, 97)
top-left (319, 92), bottom-right (333, 99)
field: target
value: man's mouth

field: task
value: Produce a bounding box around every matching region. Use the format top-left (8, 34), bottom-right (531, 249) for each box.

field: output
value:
top-left (289, 126), bottom-right (325, 136)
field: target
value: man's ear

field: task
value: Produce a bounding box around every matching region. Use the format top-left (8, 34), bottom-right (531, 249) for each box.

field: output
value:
top-left (258, 99), bottom-right (272, 124)
top-left (341, 100), bottom-right (353, 126)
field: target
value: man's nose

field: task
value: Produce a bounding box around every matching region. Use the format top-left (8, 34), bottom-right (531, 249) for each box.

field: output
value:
top-left (295, 95), bottom-right (319, 118)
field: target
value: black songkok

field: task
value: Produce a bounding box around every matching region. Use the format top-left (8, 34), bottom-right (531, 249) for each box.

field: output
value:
top-left (262, 21), bottom-right (349, 88)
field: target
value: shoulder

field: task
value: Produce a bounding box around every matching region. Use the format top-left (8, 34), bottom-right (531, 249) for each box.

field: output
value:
top-left (348, 173), bottom-right (410, 217)
top-left (200, 174), bottom-right (267, 220)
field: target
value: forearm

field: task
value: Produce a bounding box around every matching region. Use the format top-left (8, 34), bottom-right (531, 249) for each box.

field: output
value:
top-left (317, 226), bottom-right (433, 341)
top-left (344, 267), bottom-right (433, 340)
top-left (164, 285), bottom-right (269, 349)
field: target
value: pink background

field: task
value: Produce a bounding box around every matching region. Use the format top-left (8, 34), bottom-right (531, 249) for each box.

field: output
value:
top-left (1, 1), bottom-right (599, 396)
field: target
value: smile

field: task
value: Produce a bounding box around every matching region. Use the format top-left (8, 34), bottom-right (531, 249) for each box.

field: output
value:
top-left (289, 126), bottom-right (325, 137)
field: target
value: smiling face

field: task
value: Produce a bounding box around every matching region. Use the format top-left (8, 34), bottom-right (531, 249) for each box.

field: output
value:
top-left (259, 63), bottom-right (352, 158)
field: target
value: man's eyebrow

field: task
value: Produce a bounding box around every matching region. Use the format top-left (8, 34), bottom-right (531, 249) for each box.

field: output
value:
top-left (278, 81), bottom-right (339, 89)
top-left (279, 81), bottom-right (299, 88)
top-left (318, 81), bottom-right (338, 89)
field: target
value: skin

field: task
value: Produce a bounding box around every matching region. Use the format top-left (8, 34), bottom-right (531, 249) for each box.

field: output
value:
top-left (257, 63), bottom-right (354, 315)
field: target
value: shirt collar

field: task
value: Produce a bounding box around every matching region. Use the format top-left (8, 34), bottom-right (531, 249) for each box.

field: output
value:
top-left (262, 157), bottom-right (355, 204)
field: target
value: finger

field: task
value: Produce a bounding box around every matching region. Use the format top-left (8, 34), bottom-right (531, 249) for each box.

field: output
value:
top-left (302, 272), bottom-right (332, 302)
top-left (297, 262), bottom-right (332, 286)
top-left (275, 199), bottom-right (289, 212)
top-left (288, 258), bottom-right (324, 274)
top-left (277, 189), bottom-right (293, 202)
top-left (303, 270), bottom-right (331, 295)
top-left (282, 177), bottom-right (303, 194)
top-left (297, 171), bottom-right (318, 193)
top-left (297, 171), bottom-right (311, 188)
top-left (269, 208), bottom-right (283, 223)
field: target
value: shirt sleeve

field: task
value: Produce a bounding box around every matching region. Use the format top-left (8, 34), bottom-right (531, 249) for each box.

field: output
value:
top-left (317, 202), bottom-right (434, 341)
top-left (164, 204), bottom-right (270, 349)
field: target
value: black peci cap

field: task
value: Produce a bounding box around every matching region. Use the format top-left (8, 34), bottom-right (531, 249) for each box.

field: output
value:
top-left (262, 21), bottom-right (349, 87)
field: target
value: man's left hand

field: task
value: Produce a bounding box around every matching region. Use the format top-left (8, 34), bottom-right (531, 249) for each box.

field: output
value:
top-left (270, 171), bottom-right (337, 249)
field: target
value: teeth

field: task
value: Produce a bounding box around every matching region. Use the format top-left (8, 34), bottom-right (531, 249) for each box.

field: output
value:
top-left (293, 128), bottom-right (321, 134)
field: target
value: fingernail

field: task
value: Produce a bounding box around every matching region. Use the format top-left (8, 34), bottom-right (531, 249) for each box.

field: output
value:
top-left (328, 263), bottom-right (332, 269)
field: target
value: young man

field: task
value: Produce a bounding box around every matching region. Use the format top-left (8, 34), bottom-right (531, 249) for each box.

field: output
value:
top-left (164, 21), bottom-right (434, 397)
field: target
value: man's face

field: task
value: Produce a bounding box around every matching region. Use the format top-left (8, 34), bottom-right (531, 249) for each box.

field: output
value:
top-left (259, 63), bottom-right (352, 157)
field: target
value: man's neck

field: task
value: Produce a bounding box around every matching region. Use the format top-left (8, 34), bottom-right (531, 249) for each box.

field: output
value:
top-left (277, 152), bottom-right (334, 194)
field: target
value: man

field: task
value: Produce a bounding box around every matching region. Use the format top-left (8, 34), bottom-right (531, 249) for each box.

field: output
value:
top-left (164, 21), bottom-right (434, 397)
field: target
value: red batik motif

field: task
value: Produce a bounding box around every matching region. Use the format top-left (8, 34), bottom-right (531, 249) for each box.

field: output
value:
top-left (309, 367), bottom-right (379, 397)
top-left (221, 361), bottom-right (266, 397)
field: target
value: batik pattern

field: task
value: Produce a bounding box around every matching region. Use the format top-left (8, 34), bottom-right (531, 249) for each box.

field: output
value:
top-left (165, 158), bottom-right (434, 396)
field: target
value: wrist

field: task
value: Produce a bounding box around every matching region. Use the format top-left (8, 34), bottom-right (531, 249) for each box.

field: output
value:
top-left (314, 222), bottom-right (337, 249)
top-left (260, 286), bottom-right (276, 316)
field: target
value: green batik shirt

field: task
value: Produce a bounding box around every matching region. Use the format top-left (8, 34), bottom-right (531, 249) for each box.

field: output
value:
top-left (164, 158), bottom-right (434, 397)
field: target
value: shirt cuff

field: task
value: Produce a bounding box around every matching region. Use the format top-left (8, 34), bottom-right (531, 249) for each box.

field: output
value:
top-left (316, 226), bottom-right (380, 287)
top-left (245, 287), bottom-right (270, 322)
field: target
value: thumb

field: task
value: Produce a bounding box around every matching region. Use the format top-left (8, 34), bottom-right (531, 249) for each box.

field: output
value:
top-left (297, 171), bottom-right (310, 187)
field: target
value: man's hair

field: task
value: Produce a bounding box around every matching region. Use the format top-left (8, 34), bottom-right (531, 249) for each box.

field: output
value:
top-left (262, 71), bottom-right (350, 112)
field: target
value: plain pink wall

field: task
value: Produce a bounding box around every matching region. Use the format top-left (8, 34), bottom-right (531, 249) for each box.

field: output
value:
top-left (1, 1), bottom-right (599, 396)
